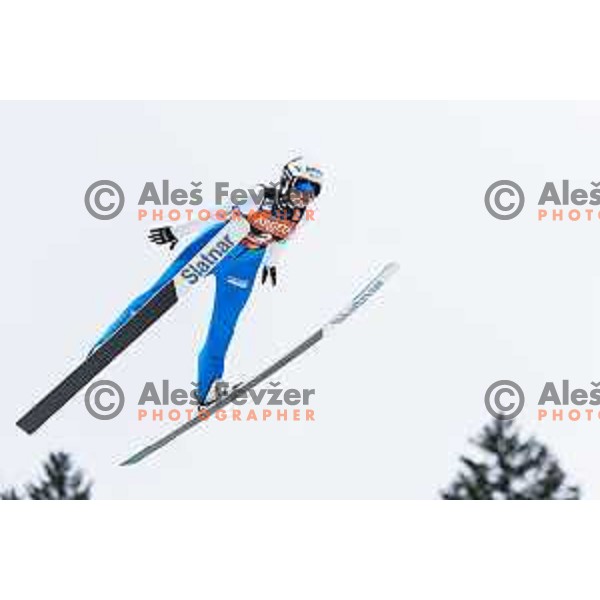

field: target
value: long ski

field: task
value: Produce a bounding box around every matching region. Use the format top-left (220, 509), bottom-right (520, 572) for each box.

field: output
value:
top-left (120, 262), bottom-right (399, 466)
top-left (17, 218), bottom-right (251, 435)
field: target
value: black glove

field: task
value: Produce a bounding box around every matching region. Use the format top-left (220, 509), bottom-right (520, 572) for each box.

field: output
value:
top-left (148, 226), bottom-right (178, 250)
top-left (261, 265), bottom-right (277, 286)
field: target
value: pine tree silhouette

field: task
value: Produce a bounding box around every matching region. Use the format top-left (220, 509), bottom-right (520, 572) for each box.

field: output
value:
top-left (26, 452), bottom-right (91, 500)
top-left (442, 420), bottom-right (580, 500)
top-left (1, 452), bottom-right (92, 500)
top-left (0, 488), bottom-right (21, 500)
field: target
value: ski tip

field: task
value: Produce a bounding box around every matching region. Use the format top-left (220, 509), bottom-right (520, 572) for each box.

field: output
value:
top-left (381, 261), bottom-right (400, 278)
top-left (120, 445), bottom-right (159, 466)
top-left (119, 455), bottom-right (141, 467)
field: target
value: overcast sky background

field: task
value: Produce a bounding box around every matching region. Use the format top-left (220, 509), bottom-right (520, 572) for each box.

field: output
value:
top-left (1, 101), bottom-right (600, 498)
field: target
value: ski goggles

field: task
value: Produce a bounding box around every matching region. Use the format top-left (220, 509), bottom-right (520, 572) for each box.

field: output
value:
top-left (292, 179), bottom-right (319, 195)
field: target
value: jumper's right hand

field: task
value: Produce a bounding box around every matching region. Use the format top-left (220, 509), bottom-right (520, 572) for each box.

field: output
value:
top-left (261, 265), bottom-right (277, 287)
top-left (148, 226), bottom-right (178, 250)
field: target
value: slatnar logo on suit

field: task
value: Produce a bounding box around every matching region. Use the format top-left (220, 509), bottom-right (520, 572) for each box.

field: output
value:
top-left (180, 234), bottom-right (235, 284)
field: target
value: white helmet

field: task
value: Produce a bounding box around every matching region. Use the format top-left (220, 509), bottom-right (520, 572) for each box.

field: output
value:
top-left (280, 156), bottom-right (324, 198)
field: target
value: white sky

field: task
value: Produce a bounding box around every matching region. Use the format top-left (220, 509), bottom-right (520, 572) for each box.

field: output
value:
top-left (1, 101), bottom-right (599, 498)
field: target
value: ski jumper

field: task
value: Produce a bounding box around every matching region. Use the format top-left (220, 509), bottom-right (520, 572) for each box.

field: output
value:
top-left (94, 202), bottom-right (308, 402)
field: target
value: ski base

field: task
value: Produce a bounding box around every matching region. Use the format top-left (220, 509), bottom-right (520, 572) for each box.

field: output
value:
top-left (120, 262), bottom-right (399, 465)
